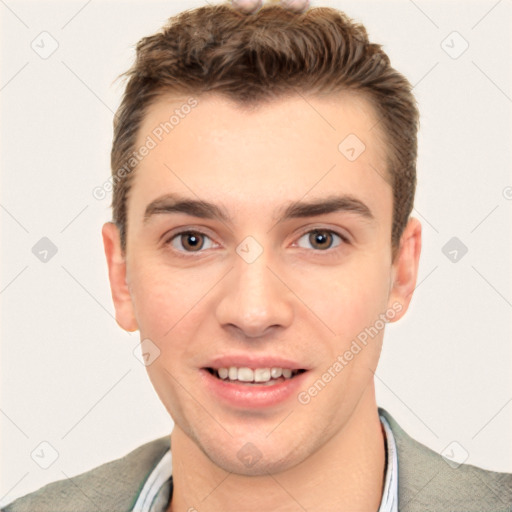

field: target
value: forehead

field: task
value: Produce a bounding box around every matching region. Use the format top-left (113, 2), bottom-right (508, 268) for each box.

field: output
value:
top-left (137, 91), bottom-right (384, 153)
top-left (129, 92), bottom-right (390, 220)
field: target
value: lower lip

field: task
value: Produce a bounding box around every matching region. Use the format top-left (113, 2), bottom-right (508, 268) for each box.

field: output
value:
top-left (200, 369), bottom-right (309, 409)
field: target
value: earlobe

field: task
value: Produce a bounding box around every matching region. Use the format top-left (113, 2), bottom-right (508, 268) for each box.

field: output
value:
top-left (387, 217), bottom-right (422, 322)
top-left (101, 222), bottom-right (139, 332)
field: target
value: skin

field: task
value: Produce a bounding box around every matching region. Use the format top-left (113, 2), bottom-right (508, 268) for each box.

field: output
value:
top-left (103, 92), bottom-right (421, 511)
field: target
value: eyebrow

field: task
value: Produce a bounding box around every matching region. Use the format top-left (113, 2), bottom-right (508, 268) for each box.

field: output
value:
top-left (143, 193), bottom-right (375, 225)
top-left (278, 195), bottom-right (374, 222)
top-left (144, 194), bottom-right (232, 224)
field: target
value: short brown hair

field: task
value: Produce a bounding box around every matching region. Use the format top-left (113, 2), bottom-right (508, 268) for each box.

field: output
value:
top-left (111, 2), bottom-right (419, 254)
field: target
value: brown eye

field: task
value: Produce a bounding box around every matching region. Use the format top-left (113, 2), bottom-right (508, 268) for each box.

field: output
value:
top-left (169, 231), bottom-right (214, 252)
top-left (296, 229), bottom-right (343, 251)
top-left (181, 232), bottom-right (203, 251)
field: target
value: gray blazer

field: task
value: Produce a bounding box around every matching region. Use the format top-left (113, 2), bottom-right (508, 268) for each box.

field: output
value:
top-left (3, 408), bottom-right (511, 511)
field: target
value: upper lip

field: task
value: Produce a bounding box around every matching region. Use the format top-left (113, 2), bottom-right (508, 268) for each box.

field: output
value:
top-left (203, 355), bottom-right (308, 370)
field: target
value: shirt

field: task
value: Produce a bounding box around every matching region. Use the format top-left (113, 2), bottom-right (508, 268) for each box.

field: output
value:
top-left (133, 413), bottom-right (398, 512)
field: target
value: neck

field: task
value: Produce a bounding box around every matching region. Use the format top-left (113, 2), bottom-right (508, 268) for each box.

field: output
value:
top-left (167, 389), bottom-right (385, 512)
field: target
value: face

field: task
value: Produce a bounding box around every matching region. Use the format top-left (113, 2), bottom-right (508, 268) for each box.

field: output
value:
top-left (103, 92), bottom-right (420, 475)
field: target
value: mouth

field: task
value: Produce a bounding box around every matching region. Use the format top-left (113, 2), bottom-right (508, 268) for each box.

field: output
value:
top-left (200, 357), bottom-right (310, 408)
top-left (205, 366), bottom-right (307, 386)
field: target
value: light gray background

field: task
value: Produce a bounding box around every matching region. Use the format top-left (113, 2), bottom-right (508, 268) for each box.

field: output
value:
top-left (1, 0), bottom-right (511, 505)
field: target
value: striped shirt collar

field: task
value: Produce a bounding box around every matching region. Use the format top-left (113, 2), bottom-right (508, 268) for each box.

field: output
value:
top-left (133, 413), bottom-right (398, 512)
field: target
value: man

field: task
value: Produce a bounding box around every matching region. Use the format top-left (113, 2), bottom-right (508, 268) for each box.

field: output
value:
top-left (4, 1), bottom-right (511, 511)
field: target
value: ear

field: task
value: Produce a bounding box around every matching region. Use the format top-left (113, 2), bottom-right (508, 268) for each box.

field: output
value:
top-left (102, 222), bottom-right (138, 332)
top-left (386, 217), bottom-right (422, 322)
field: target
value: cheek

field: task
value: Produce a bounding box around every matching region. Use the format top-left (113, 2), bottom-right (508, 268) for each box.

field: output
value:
top-left (127, 259), bottom-right (224, 374)
top-left (128, 261), bottom-right (200, 340)
top-left (129, 264), bottom-right (205, 415)
top-left (312, 256), bottom-right (392, 340)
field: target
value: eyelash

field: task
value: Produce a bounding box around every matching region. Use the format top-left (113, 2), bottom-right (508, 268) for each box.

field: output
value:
top-left (164, 227), bottom-right (350, 257)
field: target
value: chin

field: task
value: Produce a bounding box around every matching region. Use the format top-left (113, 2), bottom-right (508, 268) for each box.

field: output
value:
top-left (203, 443), bottom-right (303, 476)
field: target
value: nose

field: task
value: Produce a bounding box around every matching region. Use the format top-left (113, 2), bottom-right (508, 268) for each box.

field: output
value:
top-left (215, 249), bottom-right (294, 339)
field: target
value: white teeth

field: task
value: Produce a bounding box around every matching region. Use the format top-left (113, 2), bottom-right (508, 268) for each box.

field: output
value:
top-left (215, 366), bottom-right (299, 383)
top-left (271, 367), bottom-right (282, 379)
top-left (237, 367), bottom-right (254, 382)
top-left (254, 368), bottom-right (271, 382)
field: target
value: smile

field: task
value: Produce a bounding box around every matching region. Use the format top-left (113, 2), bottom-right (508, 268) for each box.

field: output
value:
top-left (207, 366), bottom-right (306, 385)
